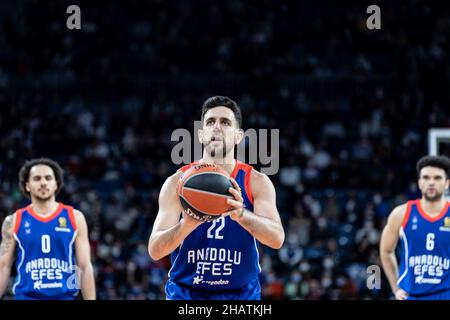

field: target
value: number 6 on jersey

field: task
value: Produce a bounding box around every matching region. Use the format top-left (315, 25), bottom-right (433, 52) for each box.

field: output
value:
top-left (426, 233), bottom-right (435, 251)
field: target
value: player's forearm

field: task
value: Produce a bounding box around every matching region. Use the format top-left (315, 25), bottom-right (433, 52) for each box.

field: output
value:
top-left (380, 251), bottom-right (400, 293)
top-left (79, 264), bottom-right (96, 300)
top-left (0, 265), bottom-right (12, 298)
top-left (148, 220), bottom-right (197, 260)
top-left (237, 210), bottom-right (285, 249)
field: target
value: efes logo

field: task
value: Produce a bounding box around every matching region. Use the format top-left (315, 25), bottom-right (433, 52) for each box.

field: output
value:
top-left (55, 217), bottom-right (71, 232)
top-left (439, 217), bottom-right (450, 232)
top-left (444, 217), bottom-right (450, 228)
top-left (58, 217), bottom-right (67, 228)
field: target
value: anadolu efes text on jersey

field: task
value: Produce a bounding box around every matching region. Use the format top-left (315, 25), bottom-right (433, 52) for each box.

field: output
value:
top-left (12, 203), bottom-right (80, 298)
top-left (169, 160), bottom-right (262, 291)
top-left (398, 200), bottom-right (450, 295)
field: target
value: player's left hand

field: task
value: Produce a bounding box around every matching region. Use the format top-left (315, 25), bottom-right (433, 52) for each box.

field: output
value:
top-left (223, 178), bottom-right (245, 221)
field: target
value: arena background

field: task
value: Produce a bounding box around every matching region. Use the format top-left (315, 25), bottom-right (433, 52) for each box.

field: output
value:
top-left (0, 0), bottom-right (449, 300)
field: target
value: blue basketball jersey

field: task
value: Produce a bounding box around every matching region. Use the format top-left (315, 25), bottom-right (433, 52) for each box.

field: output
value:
top-left (398, 200), bottom-right (450, 297)
top-left (12, 203), bottom-right (79, 299)
top-left (168, 160), bottom-right (261, 292)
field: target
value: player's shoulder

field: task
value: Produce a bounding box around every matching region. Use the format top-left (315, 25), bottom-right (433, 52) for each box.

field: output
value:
top-left (2, 212), bottom-right (17, 229)
top-left (169, 170), bottom-right (184, 184)
top-left (250, 168), bottom-right (270, 182)
top-left (72, 208), bottom-right (84, 218)
top-left (387, 202), bottom-right (410, 226)
top-left (159, 170), bottom-right (184, 197)
top-left (249, 168), bottom-right (274, 192)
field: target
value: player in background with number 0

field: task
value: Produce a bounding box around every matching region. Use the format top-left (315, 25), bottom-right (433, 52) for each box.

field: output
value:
top-left (380, 155), bottom-right (450, 300)
top-left (0, 158), bottom-right (95, 300)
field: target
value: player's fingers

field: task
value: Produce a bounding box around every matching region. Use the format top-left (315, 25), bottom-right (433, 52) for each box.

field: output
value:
top-left (227, 198), bottom-right (243, 208)
top-left (230, 177), bottom-right (238, 188)
top-left (227, 209), bottom-right (243, 220)
top-left (182, 210), bottom-right (205, 225)
top-left (230, 178), bottom-right (242, 193)
top-left (396, 291), bottom-right (408, 300)
top-left (228, 187), bottom-right (243, 202)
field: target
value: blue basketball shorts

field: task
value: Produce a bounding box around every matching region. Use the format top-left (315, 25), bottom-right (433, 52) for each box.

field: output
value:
top-left (14, 293), bottom-right (76, 300)
top-left (165, 277), bottom-right (261, 300)
top-left (406, 289), bottom-right (450, 300)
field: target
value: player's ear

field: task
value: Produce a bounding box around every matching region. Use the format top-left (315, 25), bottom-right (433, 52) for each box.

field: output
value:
top-left (25, 182), bottom-right (30, 193)
top-left (234, 128), bottom-right (244, 145)
top-left (198, 128), bottom-right (204, 143)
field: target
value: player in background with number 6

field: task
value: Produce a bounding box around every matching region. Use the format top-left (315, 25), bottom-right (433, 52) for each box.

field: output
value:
top-left (380, 155), bottom-right (450, 300)
top-left (0, 158), bottom-right (95, 300)
top-left (148, 96), bottom-right (285, 300)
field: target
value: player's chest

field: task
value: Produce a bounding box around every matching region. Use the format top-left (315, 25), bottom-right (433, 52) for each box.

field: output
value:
top-left (405, 215), bottom-right (450, 249)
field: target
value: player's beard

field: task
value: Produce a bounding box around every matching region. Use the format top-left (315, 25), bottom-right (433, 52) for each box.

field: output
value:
top-left (210, 144), bottom-right (226, 158)
top-left (206, 140), bottom-right (228, 161)
top-left (32, 191), bottom-right (54, 202)
top-left (423, 190), bottom-right (443, 202)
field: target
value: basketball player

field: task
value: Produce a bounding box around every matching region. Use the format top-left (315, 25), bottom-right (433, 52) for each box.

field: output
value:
top-left (380, 155), bottom-right (450, 300)
top-left (148, 96), bottom-right (285, 300)
top-left (0, 158), bottom-right (96, 300)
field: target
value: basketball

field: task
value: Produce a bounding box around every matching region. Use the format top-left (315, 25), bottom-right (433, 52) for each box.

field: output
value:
top-left (177, 163), bottom-right (234, 221)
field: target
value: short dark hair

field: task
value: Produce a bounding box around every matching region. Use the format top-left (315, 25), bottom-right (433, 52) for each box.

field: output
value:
top-left (416, 155), bottom-right (450, 178)
top-left (19, 158), bottom-right (65, 199)
top-left (201, 96), bottom-right (242, 128)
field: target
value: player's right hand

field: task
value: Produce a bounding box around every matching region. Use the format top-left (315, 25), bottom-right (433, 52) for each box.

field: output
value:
top-left (394, 288), bottom-right (409, 300)
top-left (181, 210), bottom-right (205, 228)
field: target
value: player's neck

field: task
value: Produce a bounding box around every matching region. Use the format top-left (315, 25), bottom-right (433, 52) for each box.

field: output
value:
top-left (30, 199), bottom-right (59, 217)
top-left (200, 154), bottom-right (236, 175)
top-left (420, 197), bottom-right (447, 216)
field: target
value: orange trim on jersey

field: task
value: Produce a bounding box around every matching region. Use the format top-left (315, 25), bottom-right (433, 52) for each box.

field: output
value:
top-left (243, 165), bottom-right (254, 205)
top-left (230, 159), bottom-right (240, 178)
top-left (230, 160), bottom-right (254, 205)
top-left (13, 209), bottom-right (24, 235)
top-left (26, 202), bottom-right (64, 222)
top-left (401, 201), bottom-right (413, 229)
top-left (65, 205), bottom-right (78, 231)
top-left (416, 199), bottom-right (449, 223)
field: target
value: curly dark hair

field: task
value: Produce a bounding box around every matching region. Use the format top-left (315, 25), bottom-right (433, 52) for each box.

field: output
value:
top-left (201, 96), bottom-right (242, 128)
top-left (416, 155), bottom-right (450, 178)
top-left (18, 158), bottom-right (64, 199)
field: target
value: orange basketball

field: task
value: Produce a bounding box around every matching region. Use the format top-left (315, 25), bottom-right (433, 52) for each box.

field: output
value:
top-left (177, 163), bottom-right (234, 222)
